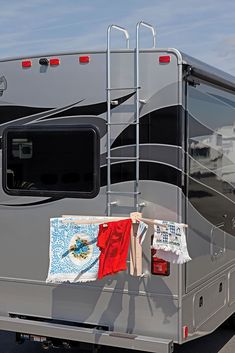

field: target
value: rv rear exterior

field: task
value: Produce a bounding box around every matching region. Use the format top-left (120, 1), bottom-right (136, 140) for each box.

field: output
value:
top-left (0, 22), bottom-right (235, 353)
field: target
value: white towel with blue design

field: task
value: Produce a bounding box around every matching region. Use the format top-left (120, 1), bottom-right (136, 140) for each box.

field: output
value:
top-left (46, 217), bottom-right (101, 283)
top-left (152, 220), bottom-right (191, 264)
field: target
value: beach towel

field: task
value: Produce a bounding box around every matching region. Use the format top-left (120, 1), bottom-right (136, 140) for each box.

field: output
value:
top-left (130, 221), bottom-right (148, 276)
top-left (46, 217), bottom-right (101, 283)
top-left (152, 220), bottom-right (191, 264)
top-left (97, 219), bottom-right (132, 279)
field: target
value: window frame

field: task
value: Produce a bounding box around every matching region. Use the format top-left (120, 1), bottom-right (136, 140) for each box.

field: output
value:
top-left (2, 124), bottom-right (100, 199)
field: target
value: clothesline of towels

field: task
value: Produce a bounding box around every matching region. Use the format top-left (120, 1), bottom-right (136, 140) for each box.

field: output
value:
top-left (62, 212), bottom-right (188, 227)
top-left (46, 213), bottom-right (191, 284)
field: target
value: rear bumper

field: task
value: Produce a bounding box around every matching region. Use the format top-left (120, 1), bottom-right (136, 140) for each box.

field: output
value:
top-left (0, 315), bottom-right (174, 353)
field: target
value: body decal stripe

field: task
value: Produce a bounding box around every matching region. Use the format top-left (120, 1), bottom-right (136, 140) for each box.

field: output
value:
top-left (0, 197), bottom-right (63, 207)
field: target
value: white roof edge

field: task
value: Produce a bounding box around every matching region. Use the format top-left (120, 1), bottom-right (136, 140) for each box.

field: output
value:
top-left (0, 47), bottom-right (182, 63)
top-left (0, 48), bottom-right (234, 87)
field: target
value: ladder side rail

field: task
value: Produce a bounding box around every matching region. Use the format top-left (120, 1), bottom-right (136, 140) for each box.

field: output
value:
top-left (135, 21), bottom-right (156, 212)
top-left (106, 25), bottom-right (130, 216)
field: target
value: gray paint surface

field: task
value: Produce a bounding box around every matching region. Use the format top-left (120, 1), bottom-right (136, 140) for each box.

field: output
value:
top-left (0, 49), bottom-right (182, 350)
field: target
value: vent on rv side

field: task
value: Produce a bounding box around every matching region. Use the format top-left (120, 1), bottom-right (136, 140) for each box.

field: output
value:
top-left (2, 125), bottom-right (100, 198)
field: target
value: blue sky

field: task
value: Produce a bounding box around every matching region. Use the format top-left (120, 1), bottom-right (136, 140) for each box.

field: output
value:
top-left (0, 0), bottom-right (235, 74)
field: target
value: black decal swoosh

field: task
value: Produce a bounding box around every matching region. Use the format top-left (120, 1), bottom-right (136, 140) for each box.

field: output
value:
top-left (112, 105), bottom-right (183, 148)
top-left (40, 92), bottom-right (135, 120)
top-left (100, 161), bottom-right (181, 188)
top-left (0, 92), bottom-right (134, 133)
top-left (111, 105), bottom-right (217, 149)
top-left (0, 105), bottom-right (50, 124)
top-left (0, 197), bottom-right (63, 207)
top-left (0, 99), bottom-right (85, 135)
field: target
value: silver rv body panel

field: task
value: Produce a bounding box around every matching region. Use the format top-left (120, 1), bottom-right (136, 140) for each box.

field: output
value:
top-left (0, 44), bottom-right (234, 352)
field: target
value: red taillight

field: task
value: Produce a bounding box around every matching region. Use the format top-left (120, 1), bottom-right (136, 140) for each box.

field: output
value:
top-left (50, 58), bottom-right (60, 66)
top-left (183, 326), bottom-right (189, 339)
top-left (151, 249), bottom-right (170, 276)
top-left (22, 60), bottom-right (32, 68)
top-left (159, 55), bottom-right (171, 64)
top-left (79, 55), bottom-right (90, 64)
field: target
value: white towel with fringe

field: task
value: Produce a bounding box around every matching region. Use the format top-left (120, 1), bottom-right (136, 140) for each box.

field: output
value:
top-left (152, 220), bottom-right (191, 264)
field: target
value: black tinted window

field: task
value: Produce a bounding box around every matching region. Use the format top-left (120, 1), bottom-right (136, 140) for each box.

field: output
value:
top-left (3, 125), bottom-right (100, 198)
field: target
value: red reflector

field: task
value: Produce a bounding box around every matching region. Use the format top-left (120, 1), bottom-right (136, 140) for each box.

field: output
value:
top-left (151, 249), bottom-right (170, 276)
top-left (22, 60), bottom-right (32, 68)
top-left (183, 326), bottom-right (189, 339)
top-left (50, 58), bottom-right (60, 66)
top-left (159, 55), bottom-right (171, 64)
top-left (79, 56), bottom-right (90, 64)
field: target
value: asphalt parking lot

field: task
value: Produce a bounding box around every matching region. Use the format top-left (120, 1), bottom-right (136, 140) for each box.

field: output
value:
top-left (0, 324), bottom-right (234, 353)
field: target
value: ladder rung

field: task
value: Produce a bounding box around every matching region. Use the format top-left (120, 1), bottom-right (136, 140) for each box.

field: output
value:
top-left (107, 86), bottom-right (140, 91)
top-left (107, 157), bottom-right (138, 161)
top-left (106, 122), bottom-right (138, 126)
top-left (107, 191), bottom-right (141, 195)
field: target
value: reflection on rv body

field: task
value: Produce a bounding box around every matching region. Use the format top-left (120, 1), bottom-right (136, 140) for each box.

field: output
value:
top-left (190, 125), bottom-right (235, 193)
top-left (189, 133), bottom-right (223, 180)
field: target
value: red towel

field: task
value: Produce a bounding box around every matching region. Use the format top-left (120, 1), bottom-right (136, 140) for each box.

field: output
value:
top-left (97, 219), bottom-right (132, 279)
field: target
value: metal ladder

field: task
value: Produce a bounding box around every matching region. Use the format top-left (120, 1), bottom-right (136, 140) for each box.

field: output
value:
top-left (106, 21), bottom-right (156, 216)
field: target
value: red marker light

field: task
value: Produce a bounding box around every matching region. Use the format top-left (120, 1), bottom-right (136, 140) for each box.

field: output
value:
top-left (159, 55), bottom-right (171, 64)
top-left (79, 56), bottom-right (90, 64)
top-left (183, 326), bottom-right (189, 339)
top-left (50, 58), bottom-right (60, 66)
top-left (22, 60), bottom-right (32, 68)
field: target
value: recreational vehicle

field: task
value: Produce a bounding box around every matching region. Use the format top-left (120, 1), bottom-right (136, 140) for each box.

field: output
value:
top-left (0, 22), bottom-right (235, 352)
